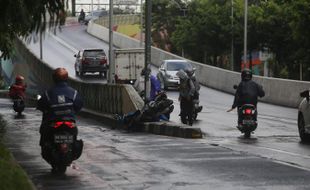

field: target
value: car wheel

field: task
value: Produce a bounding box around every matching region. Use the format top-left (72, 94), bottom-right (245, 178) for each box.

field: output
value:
top-left (298, 114), bottom-right (310, 142)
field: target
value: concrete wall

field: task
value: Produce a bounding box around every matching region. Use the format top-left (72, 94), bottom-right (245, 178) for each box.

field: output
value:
top-left (87, 21), bottom-right (309, 108)
top-left (13, 38), bottom-right (144, 114)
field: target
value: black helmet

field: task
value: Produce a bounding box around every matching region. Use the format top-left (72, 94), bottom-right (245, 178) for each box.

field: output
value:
top-left (53, 68), bottom-right (68, 83)
top-left (241, 68), bottom-right (252, 81)
top-left (184, 68), bottom-right (194, 77)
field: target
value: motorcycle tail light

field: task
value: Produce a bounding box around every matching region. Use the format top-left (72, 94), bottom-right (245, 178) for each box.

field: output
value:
top-left (53, 121), bottom-right (63, 128)
top-left (53, 121), bottom-right (75, 128)
top-left (245, 109), bottom-right (253, 115)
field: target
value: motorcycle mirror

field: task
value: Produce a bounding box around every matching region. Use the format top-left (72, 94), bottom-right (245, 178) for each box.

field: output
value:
top-left (233, 85), bottom-right (238, 89)
top-left (74, 54), bottom-right (77, 57)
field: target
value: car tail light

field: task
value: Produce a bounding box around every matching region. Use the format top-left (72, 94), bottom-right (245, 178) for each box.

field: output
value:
top-left (82, 58), bottom-right (89, 65)
top-left (244, 109), bottom-right (253, 115)
top-left (100, 57), bottom-right (107, 65)
top-left (53, 121), bottom-right (75, 129)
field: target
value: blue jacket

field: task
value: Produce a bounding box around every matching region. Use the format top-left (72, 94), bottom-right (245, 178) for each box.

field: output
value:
top-left (150, 75), bottom-right (161, 101)
top-left (37, 82), bottom-right (83, 122)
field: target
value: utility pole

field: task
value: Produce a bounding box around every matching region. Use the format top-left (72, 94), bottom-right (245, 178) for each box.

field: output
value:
top-left (108, 0), bottom-right (114, 83)
top-left (144, 0), bottom-right (152, 102)
top-left (231, 0), bottom-right (234, 71)
top-left (243, 0), bottom-right (248, 69)
top-left (72, 0), bottom-right (76, 16)
top-left (140, 0), bottom-right (143, 47)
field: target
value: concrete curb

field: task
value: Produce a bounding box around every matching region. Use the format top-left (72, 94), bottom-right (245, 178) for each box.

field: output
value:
top-left (80, 108), bottom-right (203, 139)
top-left (48, 32), bottom-right (78, 53)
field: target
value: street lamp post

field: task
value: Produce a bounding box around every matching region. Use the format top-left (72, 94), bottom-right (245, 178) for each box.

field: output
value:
top-left (108, 0), bottom-right (114, 83)
top-left (140, 0), bottom-right (143, 47)
top-left (144, 0), bottom-right (152, 102)
top-left (243, 0), bottom-right (248, 69)
top-left (231, 0), bottom-right (234, 71)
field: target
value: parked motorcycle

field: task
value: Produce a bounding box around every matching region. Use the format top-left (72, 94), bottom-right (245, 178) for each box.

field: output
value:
top-left (12, 96), bottom-right (25, 116)
top-left (42, 120), bottom-right (83, 174)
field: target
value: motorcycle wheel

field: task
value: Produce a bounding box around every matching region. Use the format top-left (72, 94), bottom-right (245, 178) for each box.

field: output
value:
top-left (192, 112), bottom-right (197, 121)
top-left (244, 131), bottom-right (251, 138)
top-left (52, 165), bottom-right (67, 174)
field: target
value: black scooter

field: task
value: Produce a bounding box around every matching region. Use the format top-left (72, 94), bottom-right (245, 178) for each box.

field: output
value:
top-left (12, 96), bottom-right (25, 116)
top-left (228, 85), bottom-right (257, 138)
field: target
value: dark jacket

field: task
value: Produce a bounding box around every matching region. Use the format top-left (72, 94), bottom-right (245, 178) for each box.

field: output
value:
top-left (37, 82), bottom-right (83, 123)
top-left (232, 80), bottom-right (265, 109)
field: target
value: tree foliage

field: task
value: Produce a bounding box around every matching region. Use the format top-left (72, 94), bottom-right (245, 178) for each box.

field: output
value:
top-left (152, 0), bottom-right (310, 80)
top-left (0, 0), bottom-right (67, 59)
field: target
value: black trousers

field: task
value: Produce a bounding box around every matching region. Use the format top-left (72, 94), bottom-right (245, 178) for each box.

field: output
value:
top-left (180, 97), bottom-right (194, 125)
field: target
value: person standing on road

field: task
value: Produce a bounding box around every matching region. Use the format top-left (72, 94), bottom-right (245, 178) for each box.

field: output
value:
top-left (176, 69), bottom-right (195, 126)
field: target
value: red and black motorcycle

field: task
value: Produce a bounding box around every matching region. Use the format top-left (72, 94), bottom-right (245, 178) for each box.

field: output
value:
top-left (42, 120), bottom-right (83, 174)
top-left (237, 104), bottom-right (257, 138)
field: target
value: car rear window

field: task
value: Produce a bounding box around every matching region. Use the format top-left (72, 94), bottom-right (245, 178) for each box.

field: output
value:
top-left (83, 50), bottom-right (106, 57)
top-left (167, 62), bottom-right (192, 71)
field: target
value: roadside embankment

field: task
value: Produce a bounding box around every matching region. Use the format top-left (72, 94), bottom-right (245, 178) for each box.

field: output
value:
top-left (0, 116), bottom-right (35, 190)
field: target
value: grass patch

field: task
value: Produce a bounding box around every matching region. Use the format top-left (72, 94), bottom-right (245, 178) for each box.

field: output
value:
top-left (0, 116), bottom-right (34, 190)
top-left (116, 24), bottom-right (140, 37)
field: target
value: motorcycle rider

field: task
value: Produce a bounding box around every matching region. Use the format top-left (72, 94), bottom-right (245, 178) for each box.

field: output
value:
top-left (227, 68), bottom-right (265, 128)
top-left (9, 75), bottom-right (27, 100)
top-left (176, 69), bottom-right (195, 126)
top-left (134, 67), bottom-right (161, 101)
top-left (37, 68), bottom-right (83, 165)
top-left (78, 9), bottom-right (85, 23)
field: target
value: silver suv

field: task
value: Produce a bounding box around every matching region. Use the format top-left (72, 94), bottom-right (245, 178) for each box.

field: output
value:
top-left (157, 59), bottom-right (194, 90)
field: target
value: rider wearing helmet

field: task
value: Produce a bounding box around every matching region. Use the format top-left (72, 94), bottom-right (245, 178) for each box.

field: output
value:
top-left (37, 68), bottom-right (83, 160)
top-left (230, 68), bottom-right (265, 125)
top-left (9, 75), bottom-right (27, 99)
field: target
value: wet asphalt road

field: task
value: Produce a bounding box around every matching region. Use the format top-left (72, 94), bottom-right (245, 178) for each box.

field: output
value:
top-left (18, 22), bottom-right (310, 189)
top-left (2, 98), bottom-right (310, 190)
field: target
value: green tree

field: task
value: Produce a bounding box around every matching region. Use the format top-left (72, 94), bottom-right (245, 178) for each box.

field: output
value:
top-left (0, 0), bottom-right (67, 59)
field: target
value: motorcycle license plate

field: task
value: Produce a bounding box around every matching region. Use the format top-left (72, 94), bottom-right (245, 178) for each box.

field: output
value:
top-left (54, 135), bottom-right (74, 143)
top-left (242, 120), bottom-right (255, 125)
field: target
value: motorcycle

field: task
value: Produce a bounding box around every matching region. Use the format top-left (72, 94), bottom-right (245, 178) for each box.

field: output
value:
top-left (12, 96), bottom-right (25, 116)
top-left (230, 85), bottom-right (257, 138)
top-left (237, 104), bottom-right (257, 138)
top-left (42, 120), bottom-right (83, 174)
